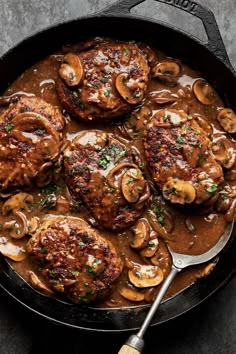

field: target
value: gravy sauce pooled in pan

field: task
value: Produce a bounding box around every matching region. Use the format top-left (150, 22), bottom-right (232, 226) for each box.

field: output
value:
top-left (0, 37), bottom-right (235, 308)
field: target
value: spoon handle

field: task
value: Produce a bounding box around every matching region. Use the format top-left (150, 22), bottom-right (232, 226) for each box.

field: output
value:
top-left (118, 266), bottom-right (181, 354)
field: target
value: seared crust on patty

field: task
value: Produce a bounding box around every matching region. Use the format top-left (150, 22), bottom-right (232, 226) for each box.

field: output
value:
top-left (0, 96), bottom-right (65, 191)
top-left (63, 130), bottom-right (150, 230)
top-left (56, 38), bottom-right (150, 122)
top-left (27, 216), bottom-right (123, 304)
top-left (144, 109), bottom-right (224, 205)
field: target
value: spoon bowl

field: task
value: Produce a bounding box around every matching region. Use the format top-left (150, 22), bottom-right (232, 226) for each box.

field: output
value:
top-left (118, 220), bottom-right (235, 354)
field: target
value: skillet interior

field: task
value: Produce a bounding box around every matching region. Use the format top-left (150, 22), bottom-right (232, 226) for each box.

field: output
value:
top-left (0, 15), bottom-right (236, 332)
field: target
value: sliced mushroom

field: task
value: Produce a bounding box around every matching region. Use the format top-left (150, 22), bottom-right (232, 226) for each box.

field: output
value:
top-left (35, 162), bottom-right (54, 187)
top-left (106, 163), bottom-right (137, 188)
top-left (140, 232), bottom-right (159, 258)
top-left (225, 198), bottom-right (236, 222)
top-left (148, 90), bottom-right (178, 105)
top-left (2, 192), bottom-right (33, 215)
top-left (212, 135), bottom-right (236, 169)
top-left (28, 217), bottom-right (40, 234)
top-left (116, 73), bottom-right (145, 104)
top-left (152, 60), bottom-right (181, 86)
top-left (3, 211), bottom-right (29, 239)
top-left (193, 115), bottom-right (213, 138)
top-left (147, 210), bottom-right (174, 241)
top-left (0, 237), bottom-right (27, 261)
top-left (11, 112), bottom-right (60, 144)
top-left (130, 219), bottom-right (150, 250)
top-left (59, 53), bottom-right (84, 87)
top-left (119, 285), bottom-right (145, 302)
top-left (193, 79), bottom-right (216, 105)
top-left (29, 271), bottom-right (55, 296)
top-left (128, 263), bottom-right (164, 288)
top-left (151, 109), bottom-right (188, 128)
top-left (163, 179), bottom-right (196, 204)
top-left (150, 240), bottom-right (172, 275)
top-left (217, 108), bottom-right (236, 133)
top-left (121, 168), bottom-right (149, 204)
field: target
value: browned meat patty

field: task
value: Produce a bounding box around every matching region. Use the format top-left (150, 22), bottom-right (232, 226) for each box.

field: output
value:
top-left (63, 130), bottom-right (150, 231)
top-left (56, 38), bottom-right (150, 122)
top-left (27, 216), bottom-right (123, 305)
top-left (0, 96), bottom-right (65, 192)
top-left (144, 109), bottom-right (224, 205)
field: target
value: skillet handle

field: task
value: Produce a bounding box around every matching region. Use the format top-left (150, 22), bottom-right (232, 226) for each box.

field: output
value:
top-left (100, 0), bottom-right (233, 70)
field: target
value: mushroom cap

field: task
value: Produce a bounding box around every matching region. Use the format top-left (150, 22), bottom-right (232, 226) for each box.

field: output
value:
top-left (115, 72), bottom-right (145, 105)
top-left (217, 108), bottom-right (236, 133)
top-left (0, 237), bottom-right (27, 261)
top-left (119, 285), bottom-right (145, 302)
top-left (163, 179), bottom-right (196, 204)
top-left (212, 135), bottom-right (236, 169)
top-left (193, 79), bottom-right (216, 105)
top-left (128, 263), bottom-right (164, 288)
top-left (59, 52), bottom-right (84, 87)
top-left (130, 218), bottom-right (150, 250)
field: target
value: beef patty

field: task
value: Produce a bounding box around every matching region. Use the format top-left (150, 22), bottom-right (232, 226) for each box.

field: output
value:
top-left (27, 216), bottom-right (123, 305)
top-left (56, 38), bottom-right (150, 122)
top-left (0, 96), bottom-right (65, 191)
top-left (63, 130), bottom-right (150, 230)
top-left (144, 109), bottom-right (224, 205)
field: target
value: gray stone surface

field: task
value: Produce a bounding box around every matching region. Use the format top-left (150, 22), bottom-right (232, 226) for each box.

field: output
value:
top-left (0, 1), bottom-right (236, 353)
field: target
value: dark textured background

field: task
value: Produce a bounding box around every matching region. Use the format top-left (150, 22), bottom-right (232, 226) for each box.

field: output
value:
top-left (0, 1), bottom-right (236, 353)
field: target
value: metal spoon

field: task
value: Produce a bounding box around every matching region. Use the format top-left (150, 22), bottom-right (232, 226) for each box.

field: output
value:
top-left (118, 220), bottom-right (235, 354)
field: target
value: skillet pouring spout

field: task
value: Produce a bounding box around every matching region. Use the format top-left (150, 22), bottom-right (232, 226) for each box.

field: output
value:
top-left (118, 220), bottom-right (235, 354)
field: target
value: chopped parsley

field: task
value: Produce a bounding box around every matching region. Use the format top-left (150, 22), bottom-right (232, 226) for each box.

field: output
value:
top-left (5, 123), bottom-right (14, 132)
top-left (206, 184), bottom-right (218, 194)
top-left (104, 89), bottom-right (111, 97)
top-left (123, 47), bottom-right (130, 55)
top-left (176, 136), bottom-right (186, 144)
top-left (41, 183), bottom-right (62, 194)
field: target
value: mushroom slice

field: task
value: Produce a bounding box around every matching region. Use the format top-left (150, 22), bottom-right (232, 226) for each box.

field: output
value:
top-left (147, 210), bottom-right (174, 241)
top-left (121, 168), bottom-right (149, 203)
top-left (148, 90), bottom-right (178, 105)
top-left (130, 219), bottom-right (150, 250)
top-left (151, 109), bottom-right (188, 128)
top-left (59, 53), bottom-right (84, 87)
top-left (163, 179), bottom-right (196, 204)
top-left (212, 135), bottom-right (236, 169)
top-left (140, 232), bottom-right (159, 258)
top-left (3, 211), bottom-right (29, 239)
top-left (217, 108), bottom-right (236, 133)
top-left (119, 285), bottom-right (145, 302)
top-left (116, 73), bottom-right (144, 104)
top-left (150, 240), bottom-right (172, 275)
top-left (193, 79), bottom-right (216, 105)
top-left (28, 217), bottom-right (40, 234)
top-left (128, 263), bottom-right (164, 288)
top-left (193, 115), bottom-right (213, 138)
top-left (0, 237), bottom-right (27, 261)
top-left (152, 60), bottom-right (181, 86)
top-left (29, 271), bottom-right (55, 296)
top-left (106, 163), bottom-right (137, 188)
top-left (35, 162), bottom-right (54, 187)
top-left (2, 192), bottom-right (33, 215)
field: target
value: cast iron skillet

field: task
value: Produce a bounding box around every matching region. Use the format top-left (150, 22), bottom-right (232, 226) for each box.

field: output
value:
top-left (0, 0), bottom-right (236, 332)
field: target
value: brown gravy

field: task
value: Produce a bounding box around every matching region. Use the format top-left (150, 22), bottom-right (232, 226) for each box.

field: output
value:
top-left (0, 41), bottom-right (235, 308)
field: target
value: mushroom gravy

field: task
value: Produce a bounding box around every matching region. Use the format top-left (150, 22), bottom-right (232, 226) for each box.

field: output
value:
top-left (0, 39), bottom-right (235, 308)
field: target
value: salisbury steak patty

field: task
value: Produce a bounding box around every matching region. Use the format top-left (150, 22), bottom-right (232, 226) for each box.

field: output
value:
top-left (144, 109), bottom-right (224, 205)
top-left (63, 130), bottom-right (150, 230)
top-left (27, 216), bottom-right (123, 305)
top-left (0, 96), bottom-right (65, 191)
top-left (56, 38), bottom-right (150, 122)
